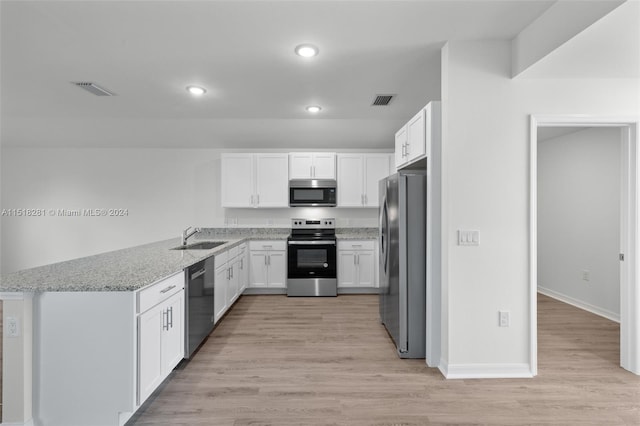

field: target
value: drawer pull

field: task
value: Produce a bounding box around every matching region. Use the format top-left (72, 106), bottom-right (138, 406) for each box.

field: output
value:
top-left (160, 285), bottom-right (177, 294)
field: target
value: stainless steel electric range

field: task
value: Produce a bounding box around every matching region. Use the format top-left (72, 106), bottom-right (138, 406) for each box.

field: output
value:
top-left (287, 218), bottom-right (337, 296)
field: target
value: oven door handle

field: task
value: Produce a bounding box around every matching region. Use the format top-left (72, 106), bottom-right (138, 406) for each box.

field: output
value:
top-left (287, 240), bottom-right (336, 246)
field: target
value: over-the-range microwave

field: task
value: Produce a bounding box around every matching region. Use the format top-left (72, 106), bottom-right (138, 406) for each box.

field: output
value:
top-left (289, 179), bottom-right (337, 207)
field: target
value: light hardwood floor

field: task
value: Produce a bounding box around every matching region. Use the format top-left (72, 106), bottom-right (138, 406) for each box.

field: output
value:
top-left (0, 300), bottom-right (3, 420)
top-left (128, 294), bottom-right (640, 426)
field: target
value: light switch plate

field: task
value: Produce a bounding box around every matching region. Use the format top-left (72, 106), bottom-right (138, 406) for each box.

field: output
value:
top-left (499, 311), bottom-right (510, 327)
top-left (7, 316), bottom-right (20, 337)
top-left (458, 230), bottom-right (480, 246)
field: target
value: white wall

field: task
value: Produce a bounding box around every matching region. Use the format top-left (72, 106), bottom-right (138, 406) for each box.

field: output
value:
top-left (440, 40), bottom-right (638, 376)
top-left (538, 127), bottom-right (621, 321)
top-left (0, 148), bottom-right (382, 274)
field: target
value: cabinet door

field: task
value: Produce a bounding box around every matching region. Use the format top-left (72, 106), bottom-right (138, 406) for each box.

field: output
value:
top-left (407, 108), bottom-right (426, 162)
top-left (266, 251), bottom-right (287, 288)
top-left (289, 153), bottom-right (313, 179)
top-left (338, 251), bottom-right (357, 288)
top-left (312, 153), bottom-right (336, 179)
top-left (239, 249), bottom-right (249, 293)
top-left (356, 251), bottom-right (375, 287)
top-left (161, 292), bottom-right (184, 375)
top-left (255, 154), bottom-right (289, 207)
top-left (395, 126), bottom-right (408, 168)
top-left (337, 154), bottom-right (363, 207)
top-left (214, 265), bottom-right (228, 322)
top-left (249, 252), bottom-right (268, 287)
top-left (228, 260), bottom-right (239, 305)
top-left (138, 307), bottom-right (163, 404)
top-left (221, 154), bottom-right (254, 207)
top-left (363, 155), bottom-right (390, 207)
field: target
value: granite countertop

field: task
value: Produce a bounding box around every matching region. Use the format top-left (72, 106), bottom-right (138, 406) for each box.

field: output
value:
top-left (0, 227), bottom-right (376, 293)
top-left (336, 231), bottom-right (378, 240)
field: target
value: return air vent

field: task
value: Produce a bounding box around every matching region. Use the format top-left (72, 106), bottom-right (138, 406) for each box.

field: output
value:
top-left (72, 82), bottom-right (116, 96)
top-left (372, 94), bottom-right (394, 106)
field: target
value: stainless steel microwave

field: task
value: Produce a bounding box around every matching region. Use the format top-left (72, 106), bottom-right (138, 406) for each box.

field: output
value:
top-left (289, 179), bottom-right (337, 207)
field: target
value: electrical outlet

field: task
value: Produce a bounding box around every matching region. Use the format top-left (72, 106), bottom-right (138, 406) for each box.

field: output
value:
top-left (498, 311), bottom-right (510, 327)
top-left (7, 316), bottom-right (20, 337)
top-left (582, 270), bottom-right (590, 281)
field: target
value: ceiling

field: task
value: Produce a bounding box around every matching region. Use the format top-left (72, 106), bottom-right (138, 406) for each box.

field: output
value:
top-left (2, 0), bottom-right (608, 149)
top-left (519, 0), bottom-right (640, 79)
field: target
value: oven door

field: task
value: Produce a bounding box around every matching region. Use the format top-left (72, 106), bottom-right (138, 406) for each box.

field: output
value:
top-left (287, 240), bottom-right (337, 279)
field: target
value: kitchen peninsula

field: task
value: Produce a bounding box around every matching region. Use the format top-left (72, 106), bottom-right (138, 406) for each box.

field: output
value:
top-left (0, 226), bottom-right (377, 426)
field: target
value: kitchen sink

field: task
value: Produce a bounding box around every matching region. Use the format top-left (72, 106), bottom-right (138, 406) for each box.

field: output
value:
top-left (171, 241), bottom-right (227, 250)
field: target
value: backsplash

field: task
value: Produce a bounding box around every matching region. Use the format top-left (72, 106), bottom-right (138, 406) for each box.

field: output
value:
top-left (195, 226), bottom-right (378, 239)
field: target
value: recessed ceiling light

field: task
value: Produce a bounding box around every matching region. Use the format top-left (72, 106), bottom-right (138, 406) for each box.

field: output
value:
top-left (306, 105), bottom-right (322, 113)
top-left (186, 85), bottom-right (206, 96)
top-left (295, 44), bottom-right (319, 58)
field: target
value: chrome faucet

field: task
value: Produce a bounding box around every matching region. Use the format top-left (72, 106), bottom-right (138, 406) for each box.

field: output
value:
top-left (182, 226), bottom-right (201, 246)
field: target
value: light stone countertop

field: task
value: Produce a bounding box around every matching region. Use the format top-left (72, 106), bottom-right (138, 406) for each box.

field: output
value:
top-left (0, 228), bottom-right (376, 293)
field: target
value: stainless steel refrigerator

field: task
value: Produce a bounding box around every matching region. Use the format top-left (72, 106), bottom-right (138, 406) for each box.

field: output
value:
top-left (379, 171), bottom-right (426, 358)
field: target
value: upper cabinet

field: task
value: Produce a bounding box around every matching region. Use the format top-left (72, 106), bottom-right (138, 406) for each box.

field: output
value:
top-left (337, 153), bottom-right (392, 208)
top-left (221, 153), bottom-right (289, 208)
top-left (395, 101), bottom-right (441, 170)
top-left (289, 152), bottom-right (336, 179)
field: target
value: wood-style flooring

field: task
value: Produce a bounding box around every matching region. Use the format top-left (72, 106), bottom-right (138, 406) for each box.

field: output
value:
top-left (128, 294), bottom-right (640, 425)
top-left (0, 300), bottom-right (3, 420)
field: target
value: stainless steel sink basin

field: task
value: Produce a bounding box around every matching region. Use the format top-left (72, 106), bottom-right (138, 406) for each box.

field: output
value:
top-left (171, 241), bottom-right (227, 250)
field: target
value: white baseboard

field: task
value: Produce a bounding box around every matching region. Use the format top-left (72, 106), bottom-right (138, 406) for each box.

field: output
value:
top-left (537, 286), bottom-right (620, 323)
top-left (439, 361), bottom-right (533, 379)
top-left (0, 419), bottom-right (35, 426)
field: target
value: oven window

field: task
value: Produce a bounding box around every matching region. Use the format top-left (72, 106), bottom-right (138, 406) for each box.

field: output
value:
top-left (297, 249), bottom-right (328, 268)
top-left (293, 188), bottom-right (324, 201)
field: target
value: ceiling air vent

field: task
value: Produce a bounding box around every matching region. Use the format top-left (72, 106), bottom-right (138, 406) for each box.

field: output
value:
top-left (72, 82), bottom-right (116, 96)
top-left (372, 94), bottom-right (394, 106)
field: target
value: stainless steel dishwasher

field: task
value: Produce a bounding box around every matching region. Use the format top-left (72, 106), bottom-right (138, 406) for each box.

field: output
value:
top-left (185, 256), bottom-right (216, 358)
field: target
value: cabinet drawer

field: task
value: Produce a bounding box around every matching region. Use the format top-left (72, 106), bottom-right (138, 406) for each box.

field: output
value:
top-left (249, 240), bottom-right (286, 251)
top-left (137, 271), bottom-right (185, 314)
top-left (215, 251), bottom-right (229, 270)
top-left (227, 246), bottom-right (240, 260)
top-left (338, 240), bottom-right (375, 251)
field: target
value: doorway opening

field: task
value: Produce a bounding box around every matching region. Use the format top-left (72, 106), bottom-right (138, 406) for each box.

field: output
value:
top-left (529, 116), bottom-right (639, 376)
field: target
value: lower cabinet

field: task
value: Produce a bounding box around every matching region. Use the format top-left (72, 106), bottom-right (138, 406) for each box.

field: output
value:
top-left (214, 244), bottom-right (248, 323)
top-left (337, 240), bottom-right (376, 288)
top-left (137, 272), bottom-right (185, 405)
top-left (238, 243), bottom-right (249, 293)
top-left (249, 240), bottom-right (287, 288)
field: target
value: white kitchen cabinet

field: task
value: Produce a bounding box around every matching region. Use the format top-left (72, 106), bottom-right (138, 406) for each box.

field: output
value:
top-left (214, 252), bottom-right (228, 322)
top-left (337, 153), bottom-right (391, 207)
top-left (137, 304), bottom-right (163, 403)
top-left (249, 240), bottom-right (287, 288)
top-left (214, 246), bottom-right (245, 323)
top-left (289, 152), bottom-right (336, 179)
top-left (221, 153), bottom-right (288, 208)
top-left (395, 126), bottom-right (408, 169)
top-left (395, 101), bottom-right (441, 170)
top-left (406, 108), bottom-right (427, 163)
top-left (337, 240), bottom-right (376, 288)
top-left (238, 243), bottom-right (249, 293)
top-left (255, 154), bottom-right (289, 207)
top-left (337, 154), bottom-right (363, 207)
top-left (137, 274), bottom-right (184, 405)
top-left (220, 153), bottom-right (254, 207)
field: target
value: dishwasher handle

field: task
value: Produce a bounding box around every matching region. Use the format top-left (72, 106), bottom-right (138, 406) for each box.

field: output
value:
top-left (191, 268), bottom-right (206, 280)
